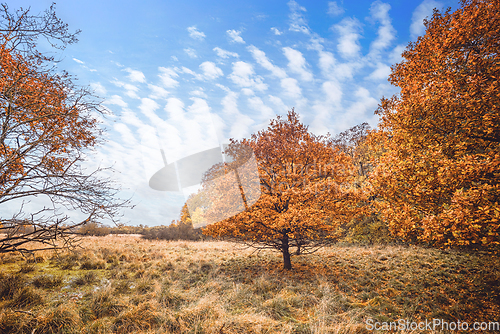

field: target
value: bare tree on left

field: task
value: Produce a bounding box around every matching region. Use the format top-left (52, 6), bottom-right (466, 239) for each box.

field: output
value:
top-left (0, 3), bottom-right (129, 254)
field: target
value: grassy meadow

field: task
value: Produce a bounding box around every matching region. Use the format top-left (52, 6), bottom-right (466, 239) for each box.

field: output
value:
top-left (0, 235), bottom-right (498, 333)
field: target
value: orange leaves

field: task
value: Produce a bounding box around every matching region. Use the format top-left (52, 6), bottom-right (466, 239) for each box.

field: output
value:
top-left (201, 110), bottom-right (365, 266)
top-left (371, 0), bottom-right (500, 249)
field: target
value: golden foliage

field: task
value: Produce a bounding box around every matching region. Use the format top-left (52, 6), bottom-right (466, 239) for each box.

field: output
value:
top-left (371, 0), bottom-right (500, 248)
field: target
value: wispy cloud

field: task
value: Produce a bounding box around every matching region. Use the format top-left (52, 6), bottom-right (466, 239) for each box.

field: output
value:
top-left (199, 61), bottom-right (223, 80)
top-left (90, 82), bottom-right (107, 96)
top-left (248, 45), bottom-right (287, 78)
top-left (187, 25), bottom-right (206, 40)
top-left (226, 29), bottom-right (245, 44)
top-left (271, 27), bottom-right (283, 35)
top-left (333, 17), bottom-right (363, 59)
top-left (184, 48), bottom-right (198, 58)
top-left (327, 1), bottom-right (344, 16)
top-left (282, 47), bottom-right (313, 81)
top-left (124, 68), bottom-right (146, 83)
top-left (287, 0), bottom-right (310, 34)
top-left (213, 47), bottom-right (239, 59)
top-left (410, 0), bottom-right (442, 39)
top-left (104, 95), bottom-right (128, 108)
top-left (112, 80), bottom-right (140, 99)
top-left (369, 1), bottom-right (396, 58)
top-left (228, 61), bottom-right (267, 91)
top-left (148, 84), bottom-right (169, 100)
top-left (158, 67), bottom-right (179, 88)
top-left (73, 58), bottom-right (85, 64)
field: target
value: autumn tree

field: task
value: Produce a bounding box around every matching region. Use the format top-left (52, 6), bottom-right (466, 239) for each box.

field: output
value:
top-left (0, 4), bottom-right (127, 253)
top-left (201, 110), bottom-right (364, 270)
top-left (371, 0), bottom-right (499, 249)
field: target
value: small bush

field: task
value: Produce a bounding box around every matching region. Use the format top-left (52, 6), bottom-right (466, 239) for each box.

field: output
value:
top-left (141, 221), bottom-right (203, 241)
top-left (78, 222), bottom-right (111, 236)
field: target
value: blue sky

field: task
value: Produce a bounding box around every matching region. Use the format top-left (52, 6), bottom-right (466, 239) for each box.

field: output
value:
top-left (13, 0), bottom-right (458, 226)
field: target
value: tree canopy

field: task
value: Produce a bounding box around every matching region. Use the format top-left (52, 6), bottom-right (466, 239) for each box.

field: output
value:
top-left (370, 0), bottom-right (499, 248)
top-left (0, 4), bottom-right (127, 253)
top-left (201, 110), bottom-right (365, 269)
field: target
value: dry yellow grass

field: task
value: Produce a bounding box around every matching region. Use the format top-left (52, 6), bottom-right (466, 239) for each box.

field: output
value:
top-left (0, 235), bottom-right (498, 333)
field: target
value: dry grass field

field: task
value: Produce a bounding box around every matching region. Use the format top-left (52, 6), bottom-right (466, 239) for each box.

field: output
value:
top-left (0, 235), bottom-right (498, 333)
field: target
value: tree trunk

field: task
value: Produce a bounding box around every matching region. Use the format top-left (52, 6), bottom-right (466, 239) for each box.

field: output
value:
top-left (282, 234), bottom-right (292, 270)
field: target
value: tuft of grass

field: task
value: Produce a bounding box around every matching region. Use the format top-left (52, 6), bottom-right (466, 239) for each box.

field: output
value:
top-left (0, 273), bottom-right (26, 300)
top-left (112, 301), bottom-right (163, 333)
top-left (36, 304), bottom-right (81, 334)
top-left (32, 274), bottom-right (63, 289)
top-left (18, 262), bottom-right (37, 274)
top-left (90, 287), bottom-right (126, 318)
top-left (72, 271), bottom-right (98, 286)
top-left (10, 286), bottom-right (44, 308)
top-left (80, 259), bottom-right (105, 270)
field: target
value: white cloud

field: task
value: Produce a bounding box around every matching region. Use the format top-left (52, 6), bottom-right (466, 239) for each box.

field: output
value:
top-left (112, 80), bottom-right (140, 99)
top-left (327, 1), bottom-right (344, 16)
top-left (248, 96), bottom-right (274, 123)
top-left (158, 67), bottom-right (179, 88)
top-left (213, 47), bottom-right (239, 59)
top-left (367, 63), bottom-right (391, 80)
top-left (165, 98), bottom-right (185, 121)
top-left (187, 26), bottom-right (206, 40)
top-left (220, 91), bottom-right (254, 139)
top-left (171, 56), bottom-right (179, 61)
top-left (333, 17), bottom-right (363, 59)
top-left (280, 77), bottom-right (302, 99)
top-left (124, 68), bottom-right (146, 83)
top-left (248, 45), bottom-right (287, 78)
top-left (288, 0), bottom-right (310, 34)
top-left (227, 29), bottom-right (245, 44)
top-left (184, 48), bottom-right (198, 58)
top-left (410, 0), bottom-right (442, 39)
top-left (90, 82), bottom-right (107, 96)
top-left (139, 98), bottom-right (161, 125)
top-left (182, 66), bottom-right (203, 80)
top-left (322, 81), bottom-right (342, 106)
top-left (73, 58), bottom-right (85, 64)
top-left (317, 50), bottom-right (336, 78)
top-left (271, 27), bottom-right (283, 35)
top-left (148, 84), bottom-right (169, 100)
top-left (199, 61), bottom-right (223, 80)
top-left (268, 95), bottom-right (289, 113)
top-left (190, 88), bottom-right (208, 98)
top-left (368, 1), bottom-right (396, 58)
top-left (389, 44), bottom-right (406, 63)
top-left (344, 87), bottom-right (379, 124)
top-left (121, 109), bottom-right (143, 127)
top-left (282, 47), bottom-right (313, 81)
top-left (241, 88), bottom-right (254, 96)
top-left (104, 95), bottom-right (128, 108)
top-left (228, 61), bottom-right (268, 91)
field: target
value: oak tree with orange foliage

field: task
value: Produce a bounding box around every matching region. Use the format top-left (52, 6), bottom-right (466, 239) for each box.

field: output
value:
top-left (0, 4), bottom-right (127, 254)
top-left (371, 0), bottom-right (499, 249)
top-left (201, 110), bottom-right (364, 269)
